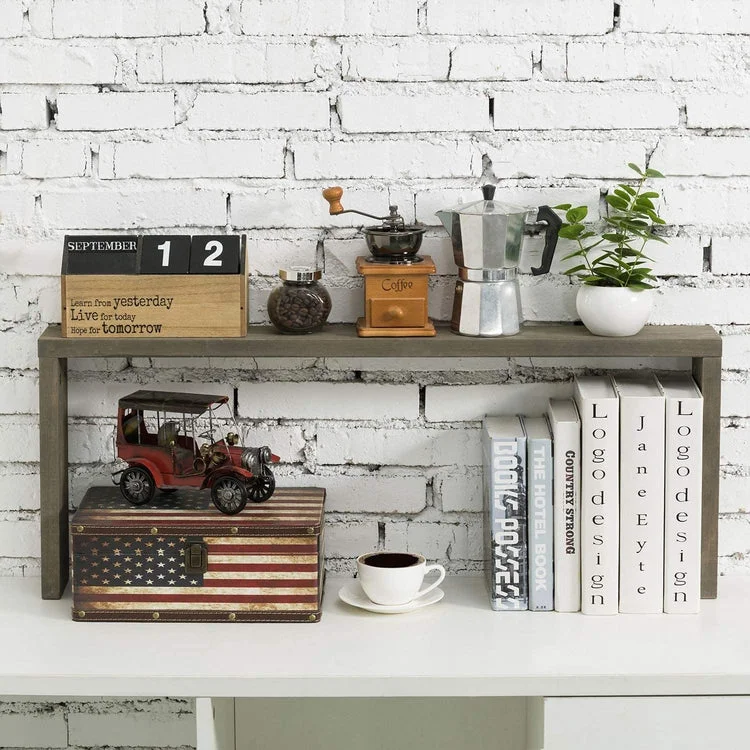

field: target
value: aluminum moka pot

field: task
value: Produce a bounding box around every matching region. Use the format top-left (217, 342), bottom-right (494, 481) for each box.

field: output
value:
top-left (436, 185), bottom-right (562, 336)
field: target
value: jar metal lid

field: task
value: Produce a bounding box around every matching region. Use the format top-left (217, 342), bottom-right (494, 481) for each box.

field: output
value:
top-left (279, 267), bottom-right (322, 282)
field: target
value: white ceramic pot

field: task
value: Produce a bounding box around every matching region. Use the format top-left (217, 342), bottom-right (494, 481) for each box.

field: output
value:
top-left (576, 285), bottom-right (654, 337)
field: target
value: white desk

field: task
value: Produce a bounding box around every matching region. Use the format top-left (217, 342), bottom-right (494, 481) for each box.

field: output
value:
top-left (3, 576), bottom-right (749, 749)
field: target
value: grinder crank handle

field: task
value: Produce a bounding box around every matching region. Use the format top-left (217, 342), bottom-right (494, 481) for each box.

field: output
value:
top-left (531, 205), bottom-right (563, 276)
top-left (322, 186), bottom-right (396, 222)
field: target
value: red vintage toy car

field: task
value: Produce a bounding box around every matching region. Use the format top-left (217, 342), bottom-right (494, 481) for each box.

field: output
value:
top-left (113, 390), bottom-right (279, 515)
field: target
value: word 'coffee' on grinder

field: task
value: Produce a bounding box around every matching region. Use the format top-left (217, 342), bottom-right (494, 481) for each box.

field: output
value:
top-left (323, 187), bottom-right (436, 337)
top-left (437, 185), bottom-right (562, 337)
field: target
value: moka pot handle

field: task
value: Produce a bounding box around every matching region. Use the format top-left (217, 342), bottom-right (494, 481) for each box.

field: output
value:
top-left (530, 205), bottom-right (563, 276)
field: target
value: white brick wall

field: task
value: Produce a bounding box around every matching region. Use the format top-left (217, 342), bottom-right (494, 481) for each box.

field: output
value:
top-left (2, 0), bottom-right (750, 741)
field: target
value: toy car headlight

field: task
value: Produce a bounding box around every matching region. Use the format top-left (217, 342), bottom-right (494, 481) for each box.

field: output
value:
top-left (242, 446), bottom-right (272, 472)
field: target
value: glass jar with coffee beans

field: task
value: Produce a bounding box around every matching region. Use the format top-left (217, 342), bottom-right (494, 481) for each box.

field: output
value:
top-left (267, 268), bottom-right (332, 334)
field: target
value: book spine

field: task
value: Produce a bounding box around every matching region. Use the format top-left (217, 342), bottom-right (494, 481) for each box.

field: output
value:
top-left (552, 420), bottom-right (581, 612)
top-left (664, 393), bottom-right (703, 613)
top-left (577, 392), bottom-right (619, 615)
top-left (485, 434), bottom-right (528, 610)
top-left (618, 396), bottom-right (666, 613)
top-left (529, 435), bottom-right (553, 611)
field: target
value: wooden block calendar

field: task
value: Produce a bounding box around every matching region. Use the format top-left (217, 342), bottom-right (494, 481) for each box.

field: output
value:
top-left (61, 235), bottom-right (247, 338)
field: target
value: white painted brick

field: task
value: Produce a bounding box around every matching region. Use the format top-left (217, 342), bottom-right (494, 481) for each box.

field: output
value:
top-left (239, 426), bottom-right (306, 463)
top-left (23, 140), bottom-right (88, 178)
top-left (567, 40), bottom-right (746, 82)
top-left (0, 0), bottom-right (24, 37)
top-left (0, 373), bottom-right (37, 414)
top-left (721, 378), bottom-right (750, 417)
top-left (0, 417), bottom-right (39, 461)
top-left (450, 43), bottom-right (535, 81)
top-left (721, 475), bottom-right (750, 513)
top-left (436, 473), bottom-right (483, 512)
top-left (238, 383), bottom-right (419, 420)
top-left (427, 0), bottom-right (612, 35)
top-left (142, 41), bottom-right (316, 83)
top-left (718, 514), bottom-right (750, 558)
top-left (69, 381), bottom-right (229, 417)
top-left (653, 287), bottom-right (750, 325)
top-left (0, 516), bottom-right (39, 557)
top-left (317, 427), bottom-right (481, 466)
top-left (425, 382), bottom-right (573, 422)
top-left (621, 0), bottom-right (750, 33)
top-left (294, 141), bottom-right (481, 179)
top-left (344, 41), bottom-right (449, 81)
top-left (105, 138), bottom-right (284, 179)
top-left (0, 331), bottom-right (38, 370)
top-left (541, 43), bottom-right (567, 80)
top-left (653, 136), bottom-right (750, 177)
top-left (0, 471), bottom-right (40, 511)
top-left (713, 237), bottom-right (750, 275)
top-left (0, 44), bottom-right (119, 84)
top-left (339, 95), bottom-right (489, 133)
top-left (233, 187), bottom-right (414, 229)
top-left (486, 138), bottom-right (650, 179)
top-left (48, 0), bottom-right (205, 37)
top-left (42, 188), bottom-right (226, 228)
top-left (325, 521), bottom-right (380, 558)
top-left (187, 92), bottom-right (329, 131)
top-left (0, 93), bottom-right (49, 130)
top-left (687, 94), bottom-right (750, 129)
top-left (3, 140), bottom-right (23, 173)
top-left (0, 708), bottom-right (66, 747)
top-left (723, 333), bottom-right (750, 370)
top-left (406, 522), bottom-right (469, 561)
top-left (67, 709), bottom-right (195, 748)
top-left (239, 0), bottom-right (417, 36)
top-left (494, 91), bottom-right (679, 130)
top-left (281, 473), bottom-right (426, 513)
top-left (68, 422), bottom-right (114, 463)
top-left (247, 237), bottom-right (317, 276)
top-left (661, 183), bottom-right (748, 226)
top-left (56, 92), bottom-right (174, 131)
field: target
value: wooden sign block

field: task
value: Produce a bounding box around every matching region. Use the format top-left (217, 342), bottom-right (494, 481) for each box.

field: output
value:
top-left (189, 235), bottom-right (241, 274)
top-left (139, 235), bottom-right (191, 274)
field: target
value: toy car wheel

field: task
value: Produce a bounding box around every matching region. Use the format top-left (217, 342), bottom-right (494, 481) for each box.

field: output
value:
top-left (247, 465), bottom-right (276, 503)
top-left (120, 466), bottom-right (155, 505)
top-left (211, 476), bottom-right (247, 515)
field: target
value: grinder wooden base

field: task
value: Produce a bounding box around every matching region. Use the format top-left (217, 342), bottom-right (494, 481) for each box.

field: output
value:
top-left (356, 317), bottom-right (436, 337)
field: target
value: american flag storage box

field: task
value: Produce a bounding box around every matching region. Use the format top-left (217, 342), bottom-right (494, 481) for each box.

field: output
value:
top-left (70, 486), bottom-right (326, 622)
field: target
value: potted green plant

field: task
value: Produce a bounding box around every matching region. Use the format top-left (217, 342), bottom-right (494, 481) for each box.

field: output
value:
top-left (554, 163), bottom-right (667, 337)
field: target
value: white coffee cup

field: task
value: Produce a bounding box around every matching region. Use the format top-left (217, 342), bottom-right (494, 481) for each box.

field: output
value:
top-left (357, 552), bottom-right (446, 606)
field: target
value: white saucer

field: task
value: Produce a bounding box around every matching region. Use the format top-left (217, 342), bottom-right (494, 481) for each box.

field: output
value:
top-left (338, 580), bottom-right (444, 614)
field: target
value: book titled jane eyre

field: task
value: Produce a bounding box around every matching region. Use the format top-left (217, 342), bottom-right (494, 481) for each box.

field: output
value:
top-left (70, 486), bottom-right (325, 622)
top-left (483, 416), bottom-right (528, 611)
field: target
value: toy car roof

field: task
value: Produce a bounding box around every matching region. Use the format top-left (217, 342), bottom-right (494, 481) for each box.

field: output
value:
top-left (118, 390), bottom-right (229, 414)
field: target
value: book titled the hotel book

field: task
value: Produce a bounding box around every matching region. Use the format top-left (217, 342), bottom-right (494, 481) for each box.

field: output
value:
top-left (659, 375), bottom-right (704, 613)
top-left (483, 416), bottom-right (528, 611)
top-left (574, 376), bottom-right (620, 615)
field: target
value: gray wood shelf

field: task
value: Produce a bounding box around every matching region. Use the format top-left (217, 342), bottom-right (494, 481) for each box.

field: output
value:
top-left (38, 322), bottom-right (722, 601)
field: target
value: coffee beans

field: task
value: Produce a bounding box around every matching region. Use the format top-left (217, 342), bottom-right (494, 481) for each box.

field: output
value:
top-left (268, 279), bottom-right (331, 334)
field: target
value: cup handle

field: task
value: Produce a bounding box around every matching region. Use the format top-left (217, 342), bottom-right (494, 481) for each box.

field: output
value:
top-left (414, 564), bottom-right (446, 600)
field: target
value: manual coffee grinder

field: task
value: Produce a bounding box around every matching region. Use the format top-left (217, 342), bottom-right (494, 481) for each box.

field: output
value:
top-left (323, 187), bottom-right (436, 337)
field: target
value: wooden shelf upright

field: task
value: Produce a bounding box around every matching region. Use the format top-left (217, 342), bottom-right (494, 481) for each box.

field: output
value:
top-left (37, 322), bottom-right (722, 600)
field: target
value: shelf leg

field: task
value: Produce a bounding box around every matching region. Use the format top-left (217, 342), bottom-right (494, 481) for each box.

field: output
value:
top-left (692, 356), bottom-right (721, 599)
top-left (196, 698), bottom-right (235, 750)
top-left (39, 355), bottom-right (69, 600)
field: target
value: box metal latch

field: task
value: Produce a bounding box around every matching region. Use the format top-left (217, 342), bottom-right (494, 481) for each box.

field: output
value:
top-left (184, 541), bottom-right (208, 574)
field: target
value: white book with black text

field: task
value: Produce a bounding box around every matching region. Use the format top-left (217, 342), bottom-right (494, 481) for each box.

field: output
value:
top-left (547, 398), bottom-right (581, 612)
top-left (483, 416), bottom-right (528, 611)
top-left (573, 376), bottom-right (619, 615)
top-left (658, 375), bottom-right (703, 614)
top-left (523, 416), bottom-right (554, 611)
top-left (613, 375), bottom-right (666, 614)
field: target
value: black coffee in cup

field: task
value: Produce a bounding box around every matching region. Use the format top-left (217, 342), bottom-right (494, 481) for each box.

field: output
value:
top-left (361, 552), bottom-right (421, 569)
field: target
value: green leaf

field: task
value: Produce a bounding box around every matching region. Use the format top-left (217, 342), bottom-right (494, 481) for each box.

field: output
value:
top-left (561, 249), bottom-right (585, 261)
top-left (627, 281), bottom-right (655, 290)
top-left (635, 196), bottom-right (655, 210)
top-left (602, 233), bottom-right (628, 243)
top-left (647, 234), bottom-right (668, 243)
top-left (620, 185), bottom-right (637, 196)
top-left (628, 163), bottom-right (645, 176)
top-left (553, 203), bottom-right (572, 211)
top-left (606, 195), bottom-right (629, 211)
top-left (640, 192), bottom-right (660, 199)
top-left (564, 264), bottom-right (588, 274)
top-left (644, 168), bottom-right (665, 178)
top-left (614, 188), bottom-right (631, 202)
top-left (566, 206), bottom-right (588, 223)
top-left (559, 224), bottom-right (585, 240)
top-left (579, 231), bottom-right (597, 239)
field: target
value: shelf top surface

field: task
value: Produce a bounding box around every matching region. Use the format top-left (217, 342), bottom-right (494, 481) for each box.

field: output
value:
top-left (2, 575), bottom-right (748, 698)
top-left (38, 323), bottom-right (722, 359)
